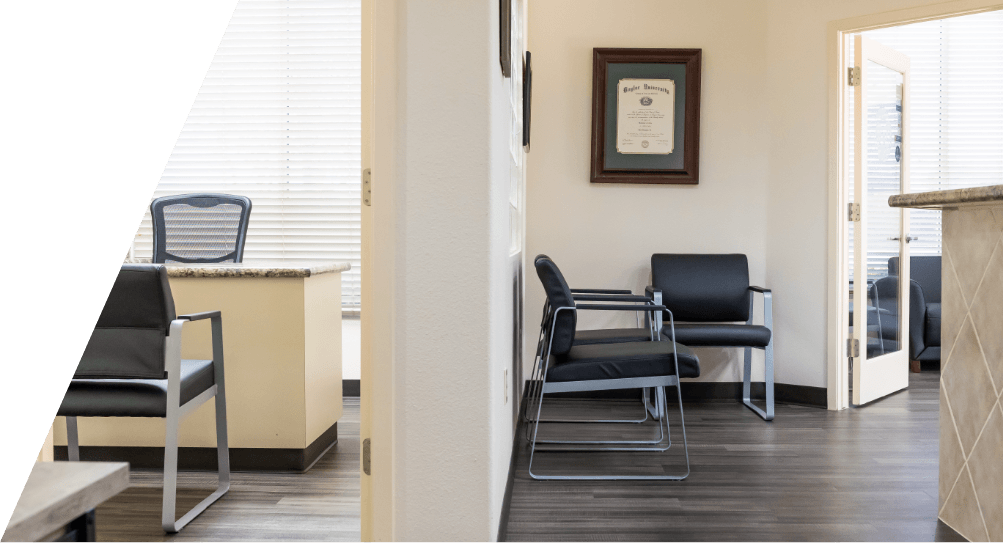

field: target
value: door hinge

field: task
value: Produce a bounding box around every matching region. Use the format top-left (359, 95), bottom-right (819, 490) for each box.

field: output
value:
top-left (848, 203), bottom-right (861, 222)
top-left (362, 168), bottom-right (372, 207)
top-left (847, 338), bottom-right (860, 358)
top-left (362, 438), bottom-right (371, 475)
top-left (848, 66), bottom-right (861, 86)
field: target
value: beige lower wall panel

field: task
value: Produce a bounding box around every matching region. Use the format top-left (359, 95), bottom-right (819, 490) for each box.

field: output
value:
top-left (303, 272), bottom-right (343, 444)
top-left (56, 277), bottom-right (312, 450)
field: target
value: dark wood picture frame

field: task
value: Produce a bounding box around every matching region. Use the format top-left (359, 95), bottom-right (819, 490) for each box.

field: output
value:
top-left (499, 0), bottom-right (511, 77)
top-left (523, 51), bottom-right (532, 151)
top-left (590, 48), bottom-right (702, 184)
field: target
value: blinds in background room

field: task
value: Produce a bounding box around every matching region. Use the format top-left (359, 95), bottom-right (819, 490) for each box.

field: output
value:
top-left (850, 10), bottom-right (1003, 279)
top-left (132, 0), bottom-right (362, 308)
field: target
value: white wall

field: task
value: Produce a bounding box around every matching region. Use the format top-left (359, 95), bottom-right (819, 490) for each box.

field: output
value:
top-left (525, 0), bottom-right (771, 384)
top-left (526, 0), bottom-right (971, 390)
top-left (373, 1), bottom-right (517, 539)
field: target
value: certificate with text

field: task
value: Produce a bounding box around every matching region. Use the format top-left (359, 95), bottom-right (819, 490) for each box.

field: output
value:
top-left (616, 78), bottom-right (675, 154)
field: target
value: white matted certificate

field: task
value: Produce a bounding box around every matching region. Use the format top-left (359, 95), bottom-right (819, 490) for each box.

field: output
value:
top-left (616, 78), bottom-right (675, 154)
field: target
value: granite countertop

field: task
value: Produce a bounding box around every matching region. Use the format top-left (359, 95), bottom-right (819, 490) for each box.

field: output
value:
top-left (123, 259), bottom-right (351, 278)
top-left (888, 184), bottom-right (1003, 209)
top-left (2, 462), bottom-right (129, 543)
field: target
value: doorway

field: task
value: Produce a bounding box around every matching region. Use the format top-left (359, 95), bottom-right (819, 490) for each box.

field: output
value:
top-left (828, 3), bottom-right (1003, 410)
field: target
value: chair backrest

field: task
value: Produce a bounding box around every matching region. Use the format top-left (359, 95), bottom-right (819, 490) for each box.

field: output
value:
top-left (888, 256), bottom-right (941, 303)
top-left (533, 255), bottom-right (577, 357)
top-left (651, 254), bottom-right (751, 322)
top-left (74, 264), bottom-right (177, 379)
top-left (151, 194), bottom-right (252, 264)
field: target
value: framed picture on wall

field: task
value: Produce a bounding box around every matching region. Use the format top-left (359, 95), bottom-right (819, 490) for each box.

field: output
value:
top-left (590, 48), bottom-right (702, 184)
top-left (523, 51), bottom-right (532, 151)
top-left (499, 0), bottom-right (511, 77)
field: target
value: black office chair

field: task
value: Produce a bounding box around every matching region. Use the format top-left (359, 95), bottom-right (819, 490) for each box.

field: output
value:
top-left (526, 256), bottom-right (699, 480)
top-left (150, 194), bottom-right (252, 263)
top-left (58, 264), bottom-right (230, 532)
top-left (648, 254), bottom-right (774, 421)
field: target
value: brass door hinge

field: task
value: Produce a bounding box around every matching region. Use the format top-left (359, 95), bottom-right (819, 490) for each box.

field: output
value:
top-left (847, 338), bottom-right (860, 358)
top-left (362, 168), bottom-right (372, 207)
top-left (848, 203), bottom-right (861, 222)
top-left (848, 66), bottom-right (861, 86)
top-left (362, 438), bottom-right (371, 475)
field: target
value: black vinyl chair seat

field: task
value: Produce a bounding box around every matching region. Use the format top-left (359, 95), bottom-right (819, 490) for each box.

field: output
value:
top-left (548, 341), bottom-right (700, 383)
top-left (573, 328), bottom-right (652, 346)
top-left (660, 323), bottom-right (771, 348)
top-left (58, 359), bottom-right (215, 418)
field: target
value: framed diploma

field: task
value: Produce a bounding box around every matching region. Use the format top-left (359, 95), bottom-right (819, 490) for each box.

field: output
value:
top-left (590, 48), bottom-right (702, 184)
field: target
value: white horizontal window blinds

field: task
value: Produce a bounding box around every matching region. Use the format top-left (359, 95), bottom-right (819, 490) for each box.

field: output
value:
top-left (850, 11), bottom-right (1003, 280)
top-left (133, 0), bottom-right (362, 308)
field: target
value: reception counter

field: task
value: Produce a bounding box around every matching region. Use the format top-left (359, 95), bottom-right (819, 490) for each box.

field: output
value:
top-left (55, 261), bottom-right (351, 472)
top-left (890, 185), bottom-right (1002, 541)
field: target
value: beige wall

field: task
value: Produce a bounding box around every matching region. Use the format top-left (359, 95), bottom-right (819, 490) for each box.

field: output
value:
top-left (526, 0), bottom-right (771, 384)
top-left (526, 0), bottom-right (965, 389)
top-left (365, 1), bottom-right (523, 539)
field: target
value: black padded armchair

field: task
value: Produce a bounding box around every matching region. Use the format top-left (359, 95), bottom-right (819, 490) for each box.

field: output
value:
top-left (526, 256), bottom-right (699, 480)
top-left (58, 264), bottom-right (229, 532)
top-left (648, 254), bottom-right (774, 420)
top-left (151, 194), bottom-right (252, 263)
top-left (874, 256), bottom-right (941, 364)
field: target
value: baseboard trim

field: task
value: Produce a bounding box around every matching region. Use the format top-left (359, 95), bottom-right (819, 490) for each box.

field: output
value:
top-left (54, 422), bottom-right (338, 472)
top-left (526, 380), bottom-right (826, 408)
top-left (497, 409), bottom-right (523, 542)
top-left (343, 379), bottom-right (360, 397)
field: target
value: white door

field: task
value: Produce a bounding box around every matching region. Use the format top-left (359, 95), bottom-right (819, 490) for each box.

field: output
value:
top-left (851, 35), bottom-right (912, 406)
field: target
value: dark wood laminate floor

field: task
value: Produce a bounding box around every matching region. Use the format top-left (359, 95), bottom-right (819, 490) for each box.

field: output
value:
top-left (94, 398), bottom-right (360, 542)
top-left (503, 372), bottom-right (966, 542)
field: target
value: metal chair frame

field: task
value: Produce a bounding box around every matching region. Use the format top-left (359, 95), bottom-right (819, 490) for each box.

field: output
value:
top-left (649, 286), bottom-right (774, 421)
top-left (66, 312), bottom-right (230, 533)
top-left (521, 295), bottom-right (660, 428)
top-left (526, 304), bottom-right (690, 481)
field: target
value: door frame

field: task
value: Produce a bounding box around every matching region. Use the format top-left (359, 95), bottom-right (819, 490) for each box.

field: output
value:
top-left (360, 0), bottom-right (398, 538)
top-left (825, 0), bottom-right (1002, 410)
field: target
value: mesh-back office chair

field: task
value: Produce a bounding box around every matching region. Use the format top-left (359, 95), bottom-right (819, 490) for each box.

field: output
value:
top-left (526, 256), bottom-right (699, 480)
top-left (151, 194), bottom-right (252, 263)
top-left (58, 264), bottom-right (230, 532)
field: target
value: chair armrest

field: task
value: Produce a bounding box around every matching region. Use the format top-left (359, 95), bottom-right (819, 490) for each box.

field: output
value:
top-left (644, 286), bottom-right (662, 297)
top-left (572, 294), bottom-right (653, 302)
top-left (576, 304), bottom-right (668, 313)
top-left (179, 310), bottom-right (222, 321)
top-left (569, 288), bottom-right (633, 294)
top-left (748, 286), bottom-right (771, 293)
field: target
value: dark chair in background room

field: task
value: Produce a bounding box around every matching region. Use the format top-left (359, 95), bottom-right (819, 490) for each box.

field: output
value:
top-left (58, 264), bottom-right (230, 532)
top-left (872, 256), bottom-right (941, 371)
top-left (526, 256), bottom-right (699, 480)
top-left (150, 193), bottom-right (252, 263)
top-left (648, 254), bottom-right (774, 420)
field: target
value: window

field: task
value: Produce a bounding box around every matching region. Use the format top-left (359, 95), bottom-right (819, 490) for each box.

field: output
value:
top-left (132, 0), bottom-right (362, 308)
top-left (849, 10), bottom-right (1003, 279)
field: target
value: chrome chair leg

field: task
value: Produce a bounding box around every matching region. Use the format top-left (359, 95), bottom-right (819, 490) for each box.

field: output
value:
top-left (65, 417), bottom-right (80, 461)
top-left (528, 381), bottom-right (690, 480)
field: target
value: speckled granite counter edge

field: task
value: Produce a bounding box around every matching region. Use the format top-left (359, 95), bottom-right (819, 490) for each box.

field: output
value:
top-left (165, 262), bottom-right (351, 278)
top-left (888, 184), bottom-right (1002, 209)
